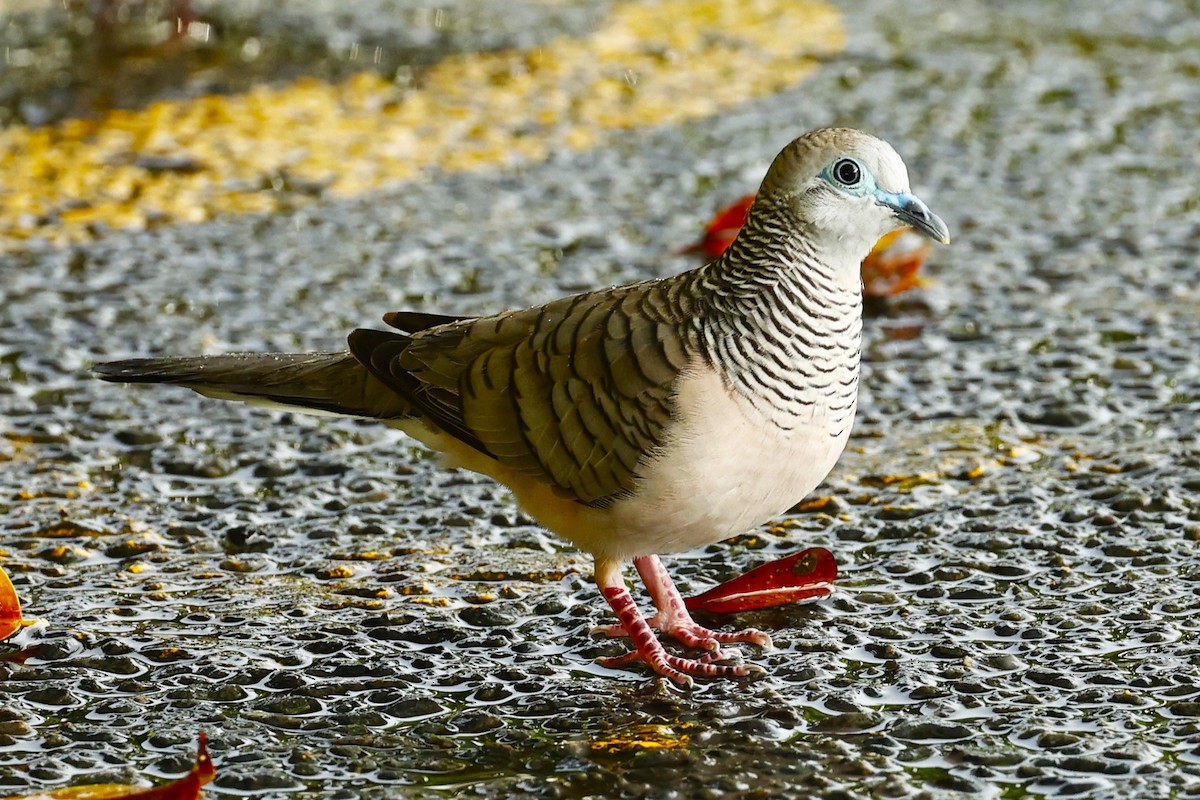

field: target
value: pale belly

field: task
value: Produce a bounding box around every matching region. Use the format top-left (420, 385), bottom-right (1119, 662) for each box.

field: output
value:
top-left (391, 367), bottom-right (855, 564)
top-left (600, 367), bottom-right (854, 561)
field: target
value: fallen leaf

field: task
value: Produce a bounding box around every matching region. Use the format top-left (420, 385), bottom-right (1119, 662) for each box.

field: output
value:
top-left (678, 194), bottom-right (754, 256)
top-left (0, 564), bottom-right (21, 641)
top-left (4, 732), bottom-right (214, 800)
top-left (860, 228), bottom-right (931, 298)
top-left (685, 547), bottom-right (837, 613)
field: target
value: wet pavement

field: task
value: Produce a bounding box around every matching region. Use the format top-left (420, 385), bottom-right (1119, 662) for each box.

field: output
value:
top-left (2, 0), bottom-right (1200, 797)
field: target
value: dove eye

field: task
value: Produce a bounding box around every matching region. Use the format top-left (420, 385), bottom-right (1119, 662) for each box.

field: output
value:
top-left (832, 158), bottom-right (862, 187)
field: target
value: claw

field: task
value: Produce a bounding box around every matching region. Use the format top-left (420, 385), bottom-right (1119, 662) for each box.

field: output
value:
top-left (597, 647), bottom-right (759, 684)
top-left (696, 647), bottom-right (742, 664)
top-left (589, 623), bottom-right (629, 639)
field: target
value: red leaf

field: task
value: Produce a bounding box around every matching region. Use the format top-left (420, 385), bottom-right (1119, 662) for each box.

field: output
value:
top-left (0, 645), bottom-right (39, 666)
top-left (679, 194), bottom-right (754, 256)
top-left (684, 547), bottom-right (838, 614)
top-left (130, 732), bottom-right (214, 800)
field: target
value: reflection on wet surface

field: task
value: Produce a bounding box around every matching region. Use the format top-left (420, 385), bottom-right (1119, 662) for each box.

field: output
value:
top-left (2, 0), bottom-right (1200, 796)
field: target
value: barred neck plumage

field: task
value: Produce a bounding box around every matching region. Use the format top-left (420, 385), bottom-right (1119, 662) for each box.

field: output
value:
top-left (686, 198), bottom-right (864, 437)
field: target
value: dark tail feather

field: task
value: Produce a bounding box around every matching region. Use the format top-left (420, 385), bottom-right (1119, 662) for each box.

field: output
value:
top-left (92, 351), bottom-right (413, 419)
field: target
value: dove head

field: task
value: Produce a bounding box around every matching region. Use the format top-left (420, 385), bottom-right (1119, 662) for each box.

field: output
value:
top-left (755, 128), bottom-right (949, 275)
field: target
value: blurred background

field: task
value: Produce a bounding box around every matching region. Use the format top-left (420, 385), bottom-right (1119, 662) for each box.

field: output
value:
top-left (1, 0), bottom-right (1199, 798)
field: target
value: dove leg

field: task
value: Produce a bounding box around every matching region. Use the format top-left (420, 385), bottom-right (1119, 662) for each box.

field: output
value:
top-left (591, 555), bottom-right (772, 650)
top-left (633, 554), bottom-right (773, 650)
top-left (592, 557), bottom-right (763, 684)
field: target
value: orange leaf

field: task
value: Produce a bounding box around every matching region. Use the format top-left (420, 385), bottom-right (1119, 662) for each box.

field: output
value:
top-left (0, 565), bottom-right (21, 642)
top-left (861, 228), bottom-right (931, 298)
top-left (4, 733), bottom-right (214, 800)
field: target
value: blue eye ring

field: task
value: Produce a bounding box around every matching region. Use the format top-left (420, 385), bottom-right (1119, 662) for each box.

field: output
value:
top-left (821, 156), bottom-right (876, 197)
top-left (832, 158), bottom-right (861, 186)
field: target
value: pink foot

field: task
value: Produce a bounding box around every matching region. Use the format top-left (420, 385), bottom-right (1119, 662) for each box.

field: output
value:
top-left (591, 555), bottom-right (771, 685)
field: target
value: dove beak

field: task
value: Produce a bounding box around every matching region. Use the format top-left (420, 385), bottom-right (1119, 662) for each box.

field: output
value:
top-left (877, 191), bottom-right (951, 245)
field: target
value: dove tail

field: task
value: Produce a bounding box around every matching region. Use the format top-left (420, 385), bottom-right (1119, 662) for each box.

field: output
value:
top-left (92, 351), bottom-right (413, 419)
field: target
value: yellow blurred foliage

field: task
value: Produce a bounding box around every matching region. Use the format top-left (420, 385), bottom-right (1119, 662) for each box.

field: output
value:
top-left (0, 0), bottom-right (842, 250)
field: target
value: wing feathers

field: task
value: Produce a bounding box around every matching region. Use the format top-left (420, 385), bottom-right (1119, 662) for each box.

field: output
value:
top-left (349, 279), bottom-right (700, 505)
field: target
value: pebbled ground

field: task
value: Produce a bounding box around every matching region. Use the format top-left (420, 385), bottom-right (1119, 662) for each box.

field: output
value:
top-left (1, 0), bottom-right (1199, 797)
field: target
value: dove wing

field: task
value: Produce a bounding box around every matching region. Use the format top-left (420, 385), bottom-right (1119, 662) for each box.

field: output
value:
top-left (348, 279), bottom-right (700, 507)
